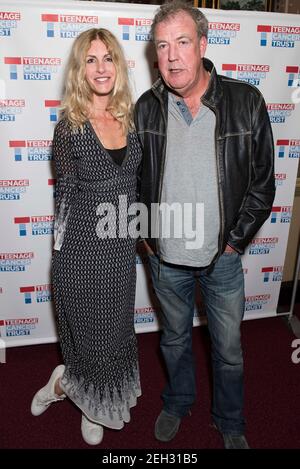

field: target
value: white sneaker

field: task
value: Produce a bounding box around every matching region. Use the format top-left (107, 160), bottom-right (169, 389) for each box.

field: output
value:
top-left (81, 414), bottom-right (104, 445)
top-left (31, 365), bottom-right (66, 416)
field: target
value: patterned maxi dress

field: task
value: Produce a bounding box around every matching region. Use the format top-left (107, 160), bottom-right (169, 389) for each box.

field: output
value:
top-left (51, 118), bottom-right (142, 429)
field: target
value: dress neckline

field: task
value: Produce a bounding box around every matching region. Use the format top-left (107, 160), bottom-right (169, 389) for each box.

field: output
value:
top-left (86, 120), bottom-right (130, 171)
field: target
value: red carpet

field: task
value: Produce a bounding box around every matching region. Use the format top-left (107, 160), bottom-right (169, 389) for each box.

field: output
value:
top-left (1, 314), bottom-right (299, 449)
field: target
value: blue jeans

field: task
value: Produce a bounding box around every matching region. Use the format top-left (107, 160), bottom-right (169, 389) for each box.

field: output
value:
top-left (148, 252), bottom-right (245, 435)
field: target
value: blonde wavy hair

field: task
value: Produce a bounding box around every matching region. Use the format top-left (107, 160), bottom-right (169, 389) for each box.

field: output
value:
top-left (61, 28), bottom-right (134, 133)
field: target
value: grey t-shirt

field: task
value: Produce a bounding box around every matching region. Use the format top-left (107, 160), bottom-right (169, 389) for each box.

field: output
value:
top-left (158, 93), bottom-right (220, 267)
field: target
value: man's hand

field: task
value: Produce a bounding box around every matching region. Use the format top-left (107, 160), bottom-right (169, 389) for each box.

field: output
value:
top-left (144, 240), bottom-right (155, 256)
top-left (224, 244), bottom-right (236, 253)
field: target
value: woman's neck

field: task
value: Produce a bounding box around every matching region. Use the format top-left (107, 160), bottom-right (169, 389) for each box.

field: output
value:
top-left (90, 96), bottom-right (110, 118)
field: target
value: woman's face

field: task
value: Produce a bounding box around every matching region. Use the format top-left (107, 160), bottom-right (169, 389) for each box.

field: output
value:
top-left (85, 39), bottom-right (116, 97)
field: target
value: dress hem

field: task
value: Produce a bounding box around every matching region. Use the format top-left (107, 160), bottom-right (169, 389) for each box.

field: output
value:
top-left (60, 369), bottom-right (141, 430)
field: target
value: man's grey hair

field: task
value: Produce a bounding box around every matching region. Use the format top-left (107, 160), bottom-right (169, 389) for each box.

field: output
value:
top-left (151, 0), bottom-right (208, 40)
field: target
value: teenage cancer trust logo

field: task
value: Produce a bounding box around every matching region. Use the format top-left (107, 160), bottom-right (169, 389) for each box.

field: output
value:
top-left (14, 215), bottom-right (54, 236)
top-left (20, 285), bottom-right (52, 304)
top-left (257, 25), bottom-right (300, 48)
top-left (0, 318), bottom-right (39, 337)
top-left (270, 206), bottom-right (292, 223)
top-left (208, 22), bottom-right (240, 45)
top-left (41, 13), bottom-right (98, 38)
top-left (44, 100), bottom-right (60, 122)
top-left (221, 64), bottom-right (270, 86)
top-left (267, 103), bottom-right (295, 124)
top-left (0, 179), bottom-right (29, 200)
top-left (4, 56), bottom-right (61, 80)
top-left (245, 294), bottom-right (271, 311)
top-left (0, 11), bottom-right (21, 37)
top-left (135, 307), bottom-right (155, 324)
top-left (277, 139), bottom-right (300, 158)
top-left (9, 140), bottom-right (52, 162)
top-left (48, 178), bottom-right (56, 198)
top-left (0, 99), bottom-right (25, 122)
top-left (249, 237), bottom-right (278, 255)
top-left (286, 66), bottom-right (300, 87)
top-left (275, 173), bottom-right (287, 188)
top-left (0, 252), bottom-right (34, 272)
top-left (118, 17), bottom-right (152, 41)
top-left (261, 266), bottom-right (283, 282)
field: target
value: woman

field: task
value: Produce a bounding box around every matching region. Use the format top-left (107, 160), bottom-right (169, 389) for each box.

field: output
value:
top-left (31, 28), bottom-right (142, 445)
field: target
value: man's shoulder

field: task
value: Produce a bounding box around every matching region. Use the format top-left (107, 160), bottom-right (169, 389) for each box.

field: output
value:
top-left (218, 73), bottom-right (263, 99)
top-left (136, 88), bottom-right (155, 107)
top-left (136, 77), bottom-right (165, 108)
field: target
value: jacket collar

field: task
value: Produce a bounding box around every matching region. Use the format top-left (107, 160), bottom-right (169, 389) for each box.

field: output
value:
top-left (151, 57), bottom-right (223, 108)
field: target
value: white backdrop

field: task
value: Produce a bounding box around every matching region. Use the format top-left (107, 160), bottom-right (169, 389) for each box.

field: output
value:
top-left (0, 0), bottom-right (299, 346)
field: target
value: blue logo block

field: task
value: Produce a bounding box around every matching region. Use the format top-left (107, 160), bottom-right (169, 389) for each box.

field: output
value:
top-left (50, 108), bottom-right (57, 122)
top-left (270, 213), bottom-right (277, 223)
top-left (19, 223), bottom-right (27, 236)
top-left (47, 23), bottom-right (55, 37)
top-left (260, 32), bottom-right (267, 47)
top-left (24, 292), bottom-right (32, 304)
top-left (123, 25), bottom-right (130, 40)
top-left (14, 149), bottom-right (22, 161)
top-left (263, 273), bottom-right (269, 282)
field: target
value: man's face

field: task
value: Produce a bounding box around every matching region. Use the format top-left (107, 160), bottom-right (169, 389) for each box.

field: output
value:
top-left (154, 11), bottom-right (207, 97)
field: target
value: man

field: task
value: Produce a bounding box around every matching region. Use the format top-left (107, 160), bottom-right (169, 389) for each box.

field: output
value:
top-left (135, 0), bottom-right (275, 449)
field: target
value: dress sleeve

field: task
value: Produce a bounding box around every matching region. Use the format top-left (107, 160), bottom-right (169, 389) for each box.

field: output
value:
top-left (52, 119), bottom-right (78, 251)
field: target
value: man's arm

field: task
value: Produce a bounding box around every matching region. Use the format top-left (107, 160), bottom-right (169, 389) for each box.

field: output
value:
top-left (227, 96), bottom-right (275, 254)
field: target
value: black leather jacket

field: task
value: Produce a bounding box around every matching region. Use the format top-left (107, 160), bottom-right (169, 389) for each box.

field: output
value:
top-left (134, 58), bottom-right (275, 258)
